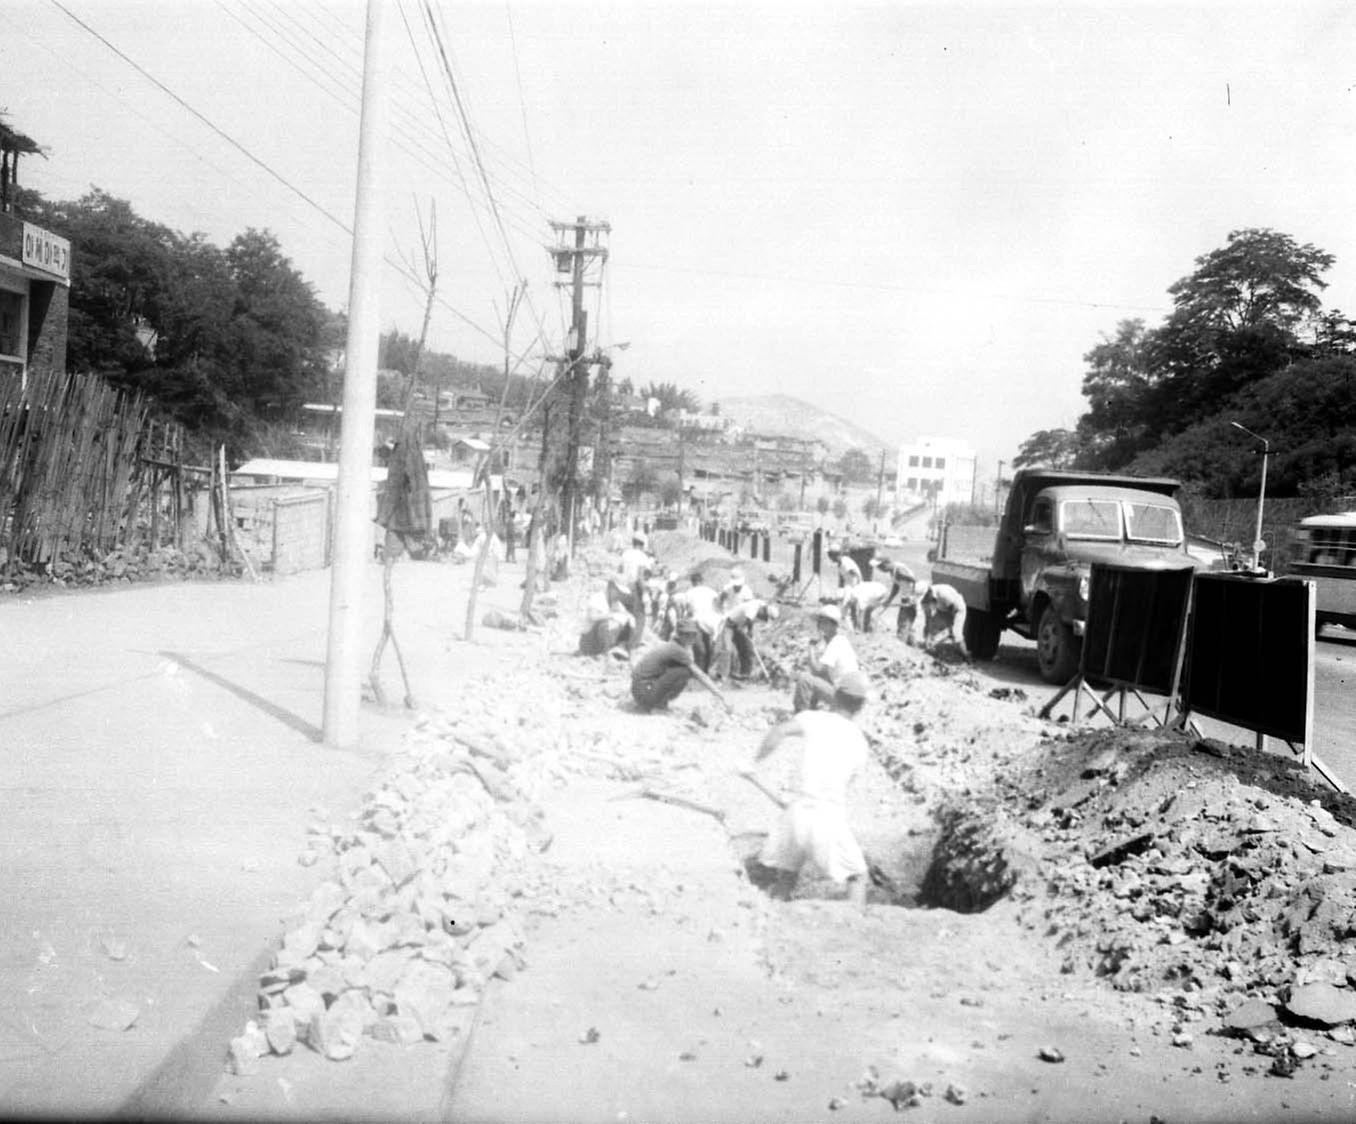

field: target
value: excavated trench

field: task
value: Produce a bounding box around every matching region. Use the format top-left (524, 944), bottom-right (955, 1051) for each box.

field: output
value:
top-left (730, 800), bottom-right (1019, 913)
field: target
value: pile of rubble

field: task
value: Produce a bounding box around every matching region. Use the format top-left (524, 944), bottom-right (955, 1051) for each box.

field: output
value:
top-left (226, 702), bottom-right (557, 1074)
top-left (0, 542), bottom-right (221, 593)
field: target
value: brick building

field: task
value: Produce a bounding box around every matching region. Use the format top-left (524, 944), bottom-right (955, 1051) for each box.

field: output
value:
top-left (0, 211), bottom-right (70, 385)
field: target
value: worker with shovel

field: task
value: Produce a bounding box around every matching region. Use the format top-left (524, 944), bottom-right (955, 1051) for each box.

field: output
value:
top-left (630, 619), bottom-right (732, 714)
top-left (723, 598), bottom-right (779, 680)
top-left (739, 670), bottom-right (872, 910)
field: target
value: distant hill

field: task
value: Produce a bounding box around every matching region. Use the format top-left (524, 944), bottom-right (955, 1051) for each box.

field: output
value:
top-left (715, 394), bottom-right (894, 463)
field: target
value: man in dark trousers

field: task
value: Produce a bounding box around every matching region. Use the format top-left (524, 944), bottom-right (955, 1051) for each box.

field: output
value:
top-left (630, 619), bottom-right (731, 714)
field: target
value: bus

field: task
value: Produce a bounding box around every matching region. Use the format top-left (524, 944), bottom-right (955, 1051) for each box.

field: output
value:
top-left (1288, 511), bottom-right (1356, 634)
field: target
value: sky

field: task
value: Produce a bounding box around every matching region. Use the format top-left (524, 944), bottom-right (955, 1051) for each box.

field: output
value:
top-left (5, 1), bottom-right (1356, 477)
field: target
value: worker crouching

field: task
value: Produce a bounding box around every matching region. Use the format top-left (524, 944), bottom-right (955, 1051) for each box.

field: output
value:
top-left (630, 619), bottom-right (731, 714)
top-left (791, 604), bottom-right (859, 712)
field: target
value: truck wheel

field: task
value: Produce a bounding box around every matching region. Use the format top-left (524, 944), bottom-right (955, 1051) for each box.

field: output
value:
top-left (1036, 604), bottom-right (1079, 684)
top-left (963, 609), bottom-right (1002, 661)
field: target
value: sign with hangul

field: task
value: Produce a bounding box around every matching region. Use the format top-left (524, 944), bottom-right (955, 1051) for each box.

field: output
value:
top-left (22, 223), bottom-right (71, 284)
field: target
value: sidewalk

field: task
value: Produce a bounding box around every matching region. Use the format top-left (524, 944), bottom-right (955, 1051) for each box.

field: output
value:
top-left (0, 555), bottom-right (534, 1117)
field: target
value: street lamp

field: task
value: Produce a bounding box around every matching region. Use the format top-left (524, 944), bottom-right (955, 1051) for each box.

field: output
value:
top-left (1230, 421), bottom-right (1271, 573)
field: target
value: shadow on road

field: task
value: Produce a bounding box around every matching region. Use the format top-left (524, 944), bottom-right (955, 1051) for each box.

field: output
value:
top-left (159, 650), bottom-right (322, 742)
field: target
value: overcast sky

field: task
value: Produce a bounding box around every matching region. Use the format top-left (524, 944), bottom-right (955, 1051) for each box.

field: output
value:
top-left (5, 1), bottom-right (1356, 473)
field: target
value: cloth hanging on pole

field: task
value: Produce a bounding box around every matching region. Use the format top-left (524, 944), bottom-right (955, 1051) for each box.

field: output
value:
top-left (375, 434), bottom-right (432, 535)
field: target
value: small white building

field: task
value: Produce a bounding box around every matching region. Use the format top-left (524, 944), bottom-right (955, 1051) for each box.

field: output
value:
top-left (896, 436), bottom-right (977, 508)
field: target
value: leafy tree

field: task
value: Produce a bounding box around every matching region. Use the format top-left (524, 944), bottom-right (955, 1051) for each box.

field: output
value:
top-left (832, 497), bottom-right (848, 521)
top-left (1013, 427), bottom-right (1082, 470)
top-left (838, 447), bottom-right (874, 484)
top-left (816, 495), bottom-right (831, 516)
top-left (862, 497), bottom-right (885, 519)
top-left (640, 380), bottom-right (700, 414)
top-left (624, 458), bottom-right (657, 502)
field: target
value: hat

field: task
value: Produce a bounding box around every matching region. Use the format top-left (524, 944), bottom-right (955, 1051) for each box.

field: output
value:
top-left (675, 619), bottom-right (699, 639)
top-left (815, 604), bottom-right (842, 624)
top-left (764, 604), bottom-right (781, 621)
top-left (729, 568), bottom-right (745, 586)
top-left (835, 671), bottom-right (869, 700)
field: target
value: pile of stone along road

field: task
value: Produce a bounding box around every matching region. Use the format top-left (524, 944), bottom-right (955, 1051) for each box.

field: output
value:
top-left (988, 726), bottom-right (1356, 1070)
top-left (226, 698), bottom-right (560, 1073)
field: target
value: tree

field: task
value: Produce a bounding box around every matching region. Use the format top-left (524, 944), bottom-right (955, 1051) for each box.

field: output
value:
top-left (658, 473), bottom-right (683, 509)
top-left (624, 458), bottom-right (658, 503)
top-left (862, 497), bottom-right (885, 520)
top-left (640, 380), bottom-right (700, 414)
top-left (838, 447), bottom-right (873, 484)
top-left (1014, 427), bottom-right (1082, 470)
top-left (832, 498), bottom-right (848, 521)
top-left (775, 492), bottom-right (798, 512)
top-left (816, 495), bottom-right (831, 516)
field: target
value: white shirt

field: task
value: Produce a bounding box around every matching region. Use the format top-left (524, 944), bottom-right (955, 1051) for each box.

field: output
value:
top-left (817, 633), bottom-right (858, 684)
top-left (618, 547), bottom-right (652, 586)
top-left (790, 711), bottom-right (867, 805)
top-left (680, 585), bottom-right (722, 632)
top-left (845, 580), bottom-right (890, 613)
top-left (725, 598), bottom-right (766, 627)
top-left (838, 555), bottom-right (861, 583)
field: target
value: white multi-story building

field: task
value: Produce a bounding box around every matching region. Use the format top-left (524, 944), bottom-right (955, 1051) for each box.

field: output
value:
top-left (896, 436), bottom-right (977, 508)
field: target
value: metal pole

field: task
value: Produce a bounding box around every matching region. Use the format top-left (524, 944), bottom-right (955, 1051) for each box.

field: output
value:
top-left (1256, 440), bottom-right (1269, 571)
top-left (323, 0), bottom-right (389, 748)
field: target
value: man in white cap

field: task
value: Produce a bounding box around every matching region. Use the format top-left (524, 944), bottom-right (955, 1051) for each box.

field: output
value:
top-left (742, 669), bottom-right (872, 910)
top-left (792, 603), bottom-right (859, 712)
top-left (718, 567), bottom-right (754, 612)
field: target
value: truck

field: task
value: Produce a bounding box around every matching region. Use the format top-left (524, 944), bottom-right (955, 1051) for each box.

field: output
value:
top-left (930, 469), bottom-right (1200, 684)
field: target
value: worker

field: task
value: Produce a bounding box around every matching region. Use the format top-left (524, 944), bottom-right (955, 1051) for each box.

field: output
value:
top-left (827, 547), bottom-right (861, 589)
top-left (723, 598), bottom-right (780, 680)
top-left (608, 533), bottom-right (654, 648)
top-left (792, 604), bottom-right (859, 712)
top-left (578, 586), bottom-right (633, 657)
top-left (630, 619), bottom-right (731, 714)
top-left (718, 567), bottom-right (755, 612)
top-left (876, 561), bottom-right (920, 641)
top-left (742, 670), bottom-right (872, 910)
top-left (920, 582), bottom-right (968, 651)
top-left (676, 569), bottom-right (722, 673)
top-left (841, 579), bottom-right (892, 633)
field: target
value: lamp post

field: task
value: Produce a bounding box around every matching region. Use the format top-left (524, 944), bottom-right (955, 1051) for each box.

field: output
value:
top-left (1230, 421), bottom-right (1271, 572)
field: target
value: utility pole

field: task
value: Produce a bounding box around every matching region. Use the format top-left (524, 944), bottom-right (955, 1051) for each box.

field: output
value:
top-left (549, 216), bottom-right (609, 571)
top-left (323, 0), bottom-right (390, 748)
top-left (874, 449), bottom-right (886, 525)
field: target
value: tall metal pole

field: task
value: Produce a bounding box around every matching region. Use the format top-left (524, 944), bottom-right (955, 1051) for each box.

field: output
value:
top-left (1231, 421), bottom-right (1271, 572)
top-left (323, 0), bottom-right (390, 748)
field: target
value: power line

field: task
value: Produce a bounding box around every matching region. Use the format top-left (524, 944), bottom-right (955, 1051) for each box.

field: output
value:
top-left (614, 259), bottom-right (1171, 314)
top-left (46, 0), bottom-right (556, 369)
top-left (504, 1), bottom-right (539, 205)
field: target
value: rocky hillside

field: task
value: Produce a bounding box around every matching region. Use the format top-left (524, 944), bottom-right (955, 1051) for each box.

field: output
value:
top-left (716, 393), bottom-right (894, 463)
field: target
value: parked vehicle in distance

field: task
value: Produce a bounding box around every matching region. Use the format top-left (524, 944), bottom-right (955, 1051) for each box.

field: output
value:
top-left (930, 469), bottom-right (1200, 683)
top-left (1288, 511), bottom-right (1356, 634)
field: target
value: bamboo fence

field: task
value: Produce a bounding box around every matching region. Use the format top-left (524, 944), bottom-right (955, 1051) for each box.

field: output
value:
top-left (0, 367), bottom-right (186, 564)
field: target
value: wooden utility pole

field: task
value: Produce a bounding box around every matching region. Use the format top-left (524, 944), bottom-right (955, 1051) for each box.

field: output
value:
top-left (323, 0), bottom-right (389, 749)
top-left (549, 215), bottom-right (609, 573)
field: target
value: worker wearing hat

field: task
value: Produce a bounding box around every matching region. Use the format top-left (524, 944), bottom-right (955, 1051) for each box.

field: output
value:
top-left (741, 669), bottom-right (872, 910)
top-left (723, 597), bottom-right (780, 680)
top-left (630, 618), bottom-right (731, 714)
top-left (792, 602), bottom-right (860, 712)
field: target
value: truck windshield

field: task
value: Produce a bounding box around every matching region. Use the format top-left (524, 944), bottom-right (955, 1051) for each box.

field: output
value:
top-left (1126, 503), bottom-right (1183, 545)
top-left (1061, 499), bottom-right (1123, 540)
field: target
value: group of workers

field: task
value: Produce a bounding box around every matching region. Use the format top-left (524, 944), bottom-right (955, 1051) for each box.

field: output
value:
top-left (571, 531), bottom-right (973, 911)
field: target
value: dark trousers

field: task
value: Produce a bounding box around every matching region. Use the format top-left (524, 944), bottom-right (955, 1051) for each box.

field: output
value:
top-left (729, 623), bottom-right (755, 677)
top-left (631, 667), bottom-right (692, 711)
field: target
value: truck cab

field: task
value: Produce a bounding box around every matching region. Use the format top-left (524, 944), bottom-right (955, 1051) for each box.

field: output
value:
top-left (934, 469), bottom-right (1198, 683)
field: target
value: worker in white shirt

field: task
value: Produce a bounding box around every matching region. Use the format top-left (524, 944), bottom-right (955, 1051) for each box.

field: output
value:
top-left (743, 669), bottom-right (872, 910)
top-left (676, 569), bottom-right (722, 673)
top-left (723, 597), bottom-right (780, 680)
top-left (919, 582), bottom-right (968, 652)
top-left (577, 586), bottom-right (633, 657)
top-left (841, 579), bottom-right (892, 633)
top-left (718, 567), bottom-right (755, 612)
top-left (827, 548), bottom-right (861, 589)
top-left (792, 604), bottom-right (860, 712)
top-left (608, 533), bottom-right (654, 649)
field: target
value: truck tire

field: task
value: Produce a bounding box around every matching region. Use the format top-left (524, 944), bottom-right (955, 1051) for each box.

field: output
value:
top-left (1036, 604), bottom-right (1079, 684)
top-left (963, 608), bottom-right (1002, 661)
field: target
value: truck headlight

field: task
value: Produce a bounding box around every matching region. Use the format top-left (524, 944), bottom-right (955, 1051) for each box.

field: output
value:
top-left (1078, 574), bottom-right (1090, 602)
